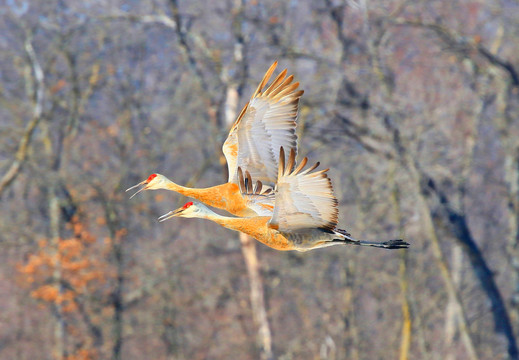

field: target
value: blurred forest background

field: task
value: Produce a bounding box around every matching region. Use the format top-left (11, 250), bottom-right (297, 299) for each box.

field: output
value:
top-left (1, 0), bottom-right (519, 359)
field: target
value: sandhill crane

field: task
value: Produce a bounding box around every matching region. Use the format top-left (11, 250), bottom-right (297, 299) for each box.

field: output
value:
top-left (126, 62), bottom-right (302, 217)
top-left (159, 147), bottom-right (409, 251)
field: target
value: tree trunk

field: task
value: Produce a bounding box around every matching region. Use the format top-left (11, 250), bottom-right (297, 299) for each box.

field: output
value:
top-left (410, 166), bottom-right (479, 360)
top-left (493, 73), bottom-right (519, 334)
top-left (385, 124), bottom-right (480, 360)
top-left (225, 65), bottom-right (274, 359)
top-left (239, 233), bottom-right (273, 360)
top-left (49, 185), bottom-right (66, 360)
top-left (389, 162), bottom-right (411, 360)
top-left (398, 256), bottom-right (411, 360)
top-left (422, 172), bottom-right (517, 360)
top-left (444, 245), bottom-right (462, 360)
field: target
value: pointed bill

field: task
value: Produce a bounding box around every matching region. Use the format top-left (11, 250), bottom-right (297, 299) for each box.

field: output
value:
top-left (126, 180), bottom-right (148, 199)
top-left (158, 207), bottom-right (184, 222)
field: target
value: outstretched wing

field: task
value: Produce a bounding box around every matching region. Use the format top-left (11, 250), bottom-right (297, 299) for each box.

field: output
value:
top-left (223, 61), bottom-right (303, 185)
top-left (268, 147), bottom-right (338, 232)
top-left (237, 167), bottom-right (275, 217)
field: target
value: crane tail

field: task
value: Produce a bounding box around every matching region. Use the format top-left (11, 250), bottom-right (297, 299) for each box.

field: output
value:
top-left (333, 229), bottom-right (409, 249)
top-left (354, 239), bottom-right (409, 249)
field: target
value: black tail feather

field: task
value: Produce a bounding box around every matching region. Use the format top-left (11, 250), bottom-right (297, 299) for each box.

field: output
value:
top-left (378, 239), bottom-right (409, 249)
top-left (332, 236), bottom-right (410, 249)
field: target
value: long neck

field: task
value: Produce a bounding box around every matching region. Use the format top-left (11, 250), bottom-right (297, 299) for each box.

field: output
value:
top-left (163, 179), bottom-right (199, 198)
top-left (199, 211), bottom-right (294, 251)
top-left (164, 180), bottom-right (221, 205)
top-left (199, 211), bottom-right (260, 235)
top-left (203, 212), bottom-right (248, 232)
top-left (164, 180), bottom-right (246, 216)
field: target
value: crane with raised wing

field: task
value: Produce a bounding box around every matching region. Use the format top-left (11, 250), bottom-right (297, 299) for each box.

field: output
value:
top-left (159, 147), bottom-right (409, 251)
top-left (126, 61), bottom-right (302, 217)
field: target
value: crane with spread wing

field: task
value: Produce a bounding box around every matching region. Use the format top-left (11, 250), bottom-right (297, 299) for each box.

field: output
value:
top-left (126, 62), bottom-right (302, 217)
top-left (159, 148), bottom-right (409, 251)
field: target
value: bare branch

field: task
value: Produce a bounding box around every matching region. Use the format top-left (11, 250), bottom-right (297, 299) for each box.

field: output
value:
top-left (101, 13), bottom-right (177, 28)
top-left (386, 116), bottom-right (518, 360)
top-left (0, 31), bottom-right (45, 197)
top-left (391, 19), bottom-right (519, 87)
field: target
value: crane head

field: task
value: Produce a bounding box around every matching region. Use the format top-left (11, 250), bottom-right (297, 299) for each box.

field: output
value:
top-left (126, 173), bottom-right (167, 199)
top-left (158, 201), bottom-right (206, 222)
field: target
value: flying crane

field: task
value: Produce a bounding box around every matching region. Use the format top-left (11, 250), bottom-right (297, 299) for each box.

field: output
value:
top-left (126, 61), bottom-right (302, 217)
top-left (159, 147), bottom-right (409, 251)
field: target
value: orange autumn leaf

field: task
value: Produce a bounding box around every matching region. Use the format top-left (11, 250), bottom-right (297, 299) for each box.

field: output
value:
top-left (31, 285), bottom-right (59, 302)
top-left (50, 79), bottom-right (67, 94)
top-left (115, 228), bottom-right (127, 238)
top-left (62, 301), bottom-right (78, 313)
top-left (59, 238), bottom-right (83, 254)
top-left (62, 259), bottom-right (90, 272)
top-left (65, 348), bottom-right (97, 360)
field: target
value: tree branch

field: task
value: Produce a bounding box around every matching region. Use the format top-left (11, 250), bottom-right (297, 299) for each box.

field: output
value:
top-left (387, 115), bottom-right (517, 359)
top-left (422, 172), bottom-right (519, 359)
top-left (0, 32), bottom-right (45, 197)
top-left (392, 19), bottom-right (519, 87)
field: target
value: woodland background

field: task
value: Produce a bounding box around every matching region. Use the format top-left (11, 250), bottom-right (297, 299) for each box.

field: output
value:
top-left (1, 0), bottom-right (519, 359)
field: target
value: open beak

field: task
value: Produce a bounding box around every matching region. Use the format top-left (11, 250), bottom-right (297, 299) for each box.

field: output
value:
top-left (126, 180), bottom-right (148, 199)
top-left (158, 207), bottom-right (184, 222)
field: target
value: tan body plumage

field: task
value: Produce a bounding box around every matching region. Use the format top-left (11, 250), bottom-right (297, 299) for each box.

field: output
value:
top-left (134, 178), bottom-right (255, 217)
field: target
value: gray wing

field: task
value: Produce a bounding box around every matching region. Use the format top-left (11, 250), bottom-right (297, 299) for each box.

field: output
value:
top-left (223, 62), bottom-right (302, 186)
top-left (237, 167), bottom-right (275, 217)
top-left (268, 148), bottom-right (338, 232)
